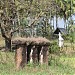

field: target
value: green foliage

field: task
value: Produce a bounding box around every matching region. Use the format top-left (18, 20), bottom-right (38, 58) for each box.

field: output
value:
top-left (50, 41), bottom-right (59, 53)
top-left (66, 23), bottom-right (75, 43)
top-left (20, 18), bottom-right (28, 27)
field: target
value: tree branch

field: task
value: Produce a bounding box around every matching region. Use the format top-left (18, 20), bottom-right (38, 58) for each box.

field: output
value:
top-left (0, 24), bottom-right (10, 40)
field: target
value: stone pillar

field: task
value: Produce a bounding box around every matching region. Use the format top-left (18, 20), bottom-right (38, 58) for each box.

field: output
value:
top-left (30, 48), bottom-right (33, 63)
top-left (15, 45), bottom-right (23, 70)
top-left (43, 46), bottom-right (49, 64)
top-left (39, 46), bottom-right (43, 64)
top-left (37, 46), bottom-right (42, 63)
top-left (27, 45), bottom-right (32, 63)
top-left (32, 46), bottom-right (38, 64)
top-left (21, 45), bottom-right (27, 68)
top-left (15, 45), bottom-right (28, 69)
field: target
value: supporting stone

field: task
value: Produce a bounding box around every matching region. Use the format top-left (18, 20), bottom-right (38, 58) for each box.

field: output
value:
top-left (15, 45), bottom-right (23, 70)
top-left (37, 46), bottom-right (41, 63)
top-left (27, 45), bottom-right (32, 63)
top-left (39, 46), bottom-right (43, 64)
top-left (43, 46), bottom-right (49, 64)
top-left (32, 46), bottom-right (38, 64)
top-left (21, 45), bottom-right (27, 68)
top-left (30, 48), bottom-right (33, 63)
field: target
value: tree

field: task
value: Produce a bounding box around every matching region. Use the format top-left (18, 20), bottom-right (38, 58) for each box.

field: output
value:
top-left (15, 0), bottom-right (59, 37)
top-left (0, 0), bottom-right (17, 51)
top-left (56, 0), bottom-right (75, 29)
top-left (0, 0), bottom-right (62, 51)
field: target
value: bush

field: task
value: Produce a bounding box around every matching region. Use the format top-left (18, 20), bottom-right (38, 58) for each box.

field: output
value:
top-left (50, 41), bottom-right (59, 53)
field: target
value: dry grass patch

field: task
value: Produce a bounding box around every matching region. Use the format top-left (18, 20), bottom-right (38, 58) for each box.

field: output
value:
top-left (0, 35), bottom-right (5, 47)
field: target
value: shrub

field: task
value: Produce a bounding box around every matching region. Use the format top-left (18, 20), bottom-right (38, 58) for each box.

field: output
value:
top-left (50, 41), bottom-right (59, 53)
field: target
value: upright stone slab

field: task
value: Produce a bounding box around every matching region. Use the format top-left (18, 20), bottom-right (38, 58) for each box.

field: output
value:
top-left (21, 45), bottom-right (27, 68)
top-left (30, 47), bottom-right (33, 63)
top-left (32, 46), bottom-right (38, 64)
top-left (37, 46), bottom-right (42, 63)
top-left (40, 46), bottom-right (43, 64)
top-left (15, 45), bottom-right (23, 70)
top-left (43, 46), bottom-right (49, 64)
top-left (27, 45), bottom-right (32, 63)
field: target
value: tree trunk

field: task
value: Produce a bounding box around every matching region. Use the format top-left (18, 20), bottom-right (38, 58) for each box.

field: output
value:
top-left (5, 38), bottom-right (11, 51)
top-left (53, 16), bottom-right (54, 30)
top-left (16, 11), bottom-right (21, 36)
top-left (0, 24), bottom-right (12, 51)
top-left (63, 11), bottom-right (66, 29)
top-left (56, 9), bottom-right (58, 28)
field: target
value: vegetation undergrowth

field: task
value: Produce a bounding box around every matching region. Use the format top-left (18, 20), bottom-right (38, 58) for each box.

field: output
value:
top-left (0, 50), bottom-right (75, 75)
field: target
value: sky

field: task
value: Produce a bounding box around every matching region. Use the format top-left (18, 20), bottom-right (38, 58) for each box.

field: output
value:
top-left (53, 15), bottom-right (75, 29)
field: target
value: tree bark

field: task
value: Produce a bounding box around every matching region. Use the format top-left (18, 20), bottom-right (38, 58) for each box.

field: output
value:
top-left (56, 8), bottom-right (58, 28)
top-left (63, 11), bottom-right (66, 29)
top-left (5, 38), bottom-right (11, 51)
top-left (0, 24), bottom-right (12, 51)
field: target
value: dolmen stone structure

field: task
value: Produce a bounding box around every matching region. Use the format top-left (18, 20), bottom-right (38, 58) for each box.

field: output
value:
top-left (12, 37), bottom-right (50, 70)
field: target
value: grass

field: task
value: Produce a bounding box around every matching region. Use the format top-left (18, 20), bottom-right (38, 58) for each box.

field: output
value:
top-left (0, 36), bottom-right (5, 47)
top-left (0, 51), bottom-right (75, 75)
top-left (0, 37), bottom-right (75, 75)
